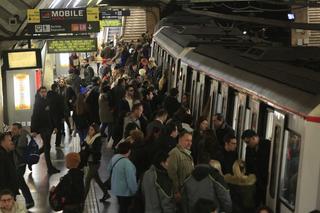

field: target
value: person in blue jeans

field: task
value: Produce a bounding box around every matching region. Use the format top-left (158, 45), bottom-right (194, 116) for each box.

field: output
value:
top-left (107, 140), bottom-right (138, 213)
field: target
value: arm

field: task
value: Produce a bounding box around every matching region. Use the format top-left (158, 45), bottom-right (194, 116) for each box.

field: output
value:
top-left (126, 161), bottom-right (138, 194)
top-left (167, 151), bottom-right (180, 193)
top-left (212, 176), bottom-right (232, 213)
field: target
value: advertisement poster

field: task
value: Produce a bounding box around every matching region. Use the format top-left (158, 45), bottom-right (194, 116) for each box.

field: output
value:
top-left (13, 74), bottom-right (31, 110)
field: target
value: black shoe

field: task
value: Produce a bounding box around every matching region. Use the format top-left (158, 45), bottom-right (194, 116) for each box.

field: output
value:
top-left (48, 168), bottom-right (60, 175)
top-left (99, 192), bottom-right (110, 202)
top-left (28, 164), bottom-right (33, 171)
top-left (26, 201), bottom-right (35, 209)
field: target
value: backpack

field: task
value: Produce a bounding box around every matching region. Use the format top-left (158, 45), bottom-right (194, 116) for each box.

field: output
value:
top-left (24, 135), bottom-right (40, 166)
top-left (49, 177), bottom-right (68, 211)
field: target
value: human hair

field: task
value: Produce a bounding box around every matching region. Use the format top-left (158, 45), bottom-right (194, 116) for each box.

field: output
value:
top-left (12, 123), bottom-right (22, 129)
top-left (169, 88), bottom-right (179, 97)
top-left (39, 86), bottom-right (47, 91)
top-left (209, 160), bottom-right (223, 176)
top-left (255, 206), bottom-right (274, 213)
top-left (224, 133), bottom-right (236, 144)
top-left (0, 189), bottom-right (14, 198)
top-left (196, 116), bottom-right (208, 129)
top-left (125, 84), bottom-right (134, 91)
top-left (117, 141), bottom-right (131, 154)
top-left (213, 113), bottom-right (224, 121)
top-left (178, 130), bottom-right (192, 139)
top-left (51, 83), bottom-right (58, 91)
top-left (155, 109), bottom-right (168, 119)
top-left (118, 78), bottom-right (125, 85)
top-left (0, 132), bottom-right (11, 144)
top-left (233, 160), bottom-right (246, 177)
top-left (165, 121), bottom-right (178, 135)
top-left (124, 122), bottom-right (139, 138)
top-left (75, 94), bottom-right (87, 115)
top-left (89, 123), bottom-right (100, 134)
top-left (241, 129), bottom-right (258, 140)
top-left (198, 152), bottom-right (211, 164)
top-left (152, 151), bottom-right (169, 169)
top-left (130, 129), bottom-right (144, 143)
top-left (132, 103), bottom-right (143, 112)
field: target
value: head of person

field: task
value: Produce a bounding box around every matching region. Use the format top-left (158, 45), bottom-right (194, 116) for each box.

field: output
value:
top-left (0, 190), bottom-right (15, 211)
top-left (155, 109), bottom-right (168, 123)
top-left (130, 62), bottom-right (138, 71)
top-left (182, 93), bottom-right (189, 105)
top-left (117, 78), bottom-right (125, 87)
top-left (117, 141), bottom-right (132, 157)
top-left (88, 123), bottom-right (100, 138)
top-left (38, 86), bottom-right (47, 98)
top-left (11, 123), bottom-right (22, 137)
top-left (152, 151), bottom-right (169, 170)
top-left (178, 130), bottom-right (192, 150)
top-left (124, 122), bottom-right (139, 138)
top-left (224, 133), bottom-right (237, 152)
top-left (0, 133), bottom-right (14, 152)
top-left (241, 129), bottom-right (259, 148)
top-left (92, 76), bottom-right (101, 86)
top-left (198, 152), bottom-right (211, 165)
top-left (58, 78), bottom-right (66, 87)
top-left (143, 89), bottom-right (154, 101)
top-left (125, 85), bottom-right (135, 97)
top-left (132, 103), bottom-right (143, 119)
top-left (256, 206), bottom-right (274, 213)
top-left (129, 129), bottom-right (144, 143)
top-left (233, 160), bottom-right (246, 178)
top-left (166, 121), bottom-right (179, 138)
top-left (146, 126), bottom-right (161, 141)
top-left (51, 83), bottom-right (58, 92)
top-left (169, 88), bottom-right (179, 98)
top-left (212, 113), bottom-right (224, 129)
top-left (197, 116), bottom-right (209, 132)
top-left (65, 152), bottom-right (81, 169)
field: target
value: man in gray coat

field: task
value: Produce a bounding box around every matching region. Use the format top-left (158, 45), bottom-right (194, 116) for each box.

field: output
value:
top-left (181, 153), bottom-right (232, 213)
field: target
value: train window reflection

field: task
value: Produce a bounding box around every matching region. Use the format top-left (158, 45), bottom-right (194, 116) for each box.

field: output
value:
top-left (280, 131), bottom-right (301, 209)
top-left (269, 125), bottom-right (281, 199)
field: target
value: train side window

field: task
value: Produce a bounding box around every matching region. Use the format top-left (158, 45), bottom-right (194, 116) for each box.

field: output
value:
top-left (280, 131), bottom-right (301, 210)
top-left (269, 125), bottom-right (282, 199)
top-left (251, 113), bottom-right (257, 131)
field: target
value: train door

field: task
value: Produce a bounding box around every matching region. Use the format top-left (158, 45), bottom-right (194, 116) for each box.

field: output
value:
top-left (278, 116), bottom-right (303, 213)
top-left (208, 79), bottom-right (219, 126)
top-left (170, 59), bottom-right (176, 89)
top-left (194, 72), bottom-right (205, 121)
top-left (178, 62), bottom-right (187, 102)
top-left (190, 70), bottom-right (198, 116)
top-left (267, 110), bottom-right (286, 213)
top-left (174, 59), bottom-right (181, 88)
top-left (231, 92), bottom-right (247, 157)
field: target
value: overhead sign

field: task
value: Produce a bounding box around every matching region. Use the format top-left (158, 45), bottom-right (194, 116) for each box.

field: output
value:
top-left (47, 38), bottom-right (97, 53)
top-left (27, 9), bottom-right (40, 23)
top-left (100, 9), bottom-right (130, 19)
top-left (3, 49), bottom-right (42, 70)
top-left (87, 7), bottom-right (100, 22)
top-left (40, 8), bottom-right (86, 23)
top-left (100, 19), bottom-right (122, 28)
top-left (27, 22), bottom-right (100, 34)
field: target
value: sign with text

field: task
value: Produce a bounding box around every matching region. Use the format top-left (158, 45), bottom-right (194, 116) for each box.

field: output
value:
top-left (27, 22), bottom-right (100, 34)
top-left (100, 19), bottom-right (122, 28)
top-left (47, 38), bottom-right (97, 53)
top-left (100, 9), bottom-right (130, 19)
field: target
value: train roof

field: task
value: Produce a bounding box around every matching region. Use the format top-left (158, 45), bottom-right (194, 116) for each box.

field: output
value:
top-left (182, 44), bottom-right (320, 116)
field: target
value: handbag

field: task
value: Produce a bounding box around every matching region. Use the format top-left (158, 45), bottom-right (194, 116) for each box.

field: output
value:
top-left (105, 157), bottom-right (125, 190)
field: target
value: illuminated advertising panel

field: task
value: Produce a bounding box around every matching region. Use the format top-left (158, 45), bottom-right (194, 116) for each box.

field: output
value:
top-left (13, 74), bottom-right (31, 110)
top-left (8, 51), bottom-right (37, 69)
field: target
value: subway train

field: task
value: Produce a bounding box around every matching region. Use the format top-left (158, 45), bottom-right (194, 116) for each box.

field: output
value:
top-left (151, 12), bottom-right (320, 213)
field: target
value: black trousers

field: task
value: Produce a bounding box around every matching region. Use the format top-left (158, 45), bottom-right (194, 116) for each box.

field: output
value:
top-left (17, 165), bottom-right (33, 204)
top-left (117, 196), bottom-right (133, 213)
top-left (84, 162), bottom-right (105, 198)
top-left (56, 119), bottom-right (64, 146)
top-left (39, 129), bottom-right (55, 171)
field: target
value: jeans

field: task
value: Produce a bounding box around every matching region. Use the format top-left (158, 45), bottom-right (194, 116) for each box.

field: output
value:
top-left (117, 196), bottom-right (133, 213)
top-left (17, 165), bottom-right (33, 204)
top-left (84, 162), bottom-right (105, 198)
top-left (39, 129), bottom-right (55, 171)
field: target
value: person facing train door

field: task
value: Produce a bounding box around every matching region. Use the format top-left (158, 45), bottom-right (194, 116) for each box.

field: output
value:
top-left (212, 113), bottom-right (235, 147)
top-left (242, 129), bottom-right (271, 206)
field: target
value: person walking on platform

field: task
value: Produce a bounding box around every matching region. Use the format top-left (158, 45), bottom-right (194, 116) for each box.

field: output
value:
top-left (142, 151), bottom-right (176, 213)
top-left (31, 86), bottom-right (60, 175)
top-left (167, 131), bottom-right (194, 203)
top-left (0, 133), bottom-right (19, 196)
top-left (81, 123), bottom-right (106, 199)
top-left (242, 129), bottom-right (271, 206)
top-left (11, 123), bottom-right (34, 209)
top-left (108, 141), bottom-right (138, 213)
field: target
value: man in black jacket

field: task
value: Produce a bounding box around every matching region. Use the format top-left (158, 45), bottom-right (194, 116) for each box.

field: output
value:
top-left (163, 88), bottom-right (181, 118)
top-left (212, 113), bottom-right (235, 147)
top-left (31, 86), bottom-right (60, 175)
top-left (242, 129), bottom-right (271, 206)
top-left (0, 132), bottom-right (19, 196)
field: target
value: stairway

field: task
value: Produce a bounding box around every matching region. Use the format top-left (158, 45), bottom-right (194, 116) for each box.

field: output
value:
top-left (122, 7), bottom-right (147, 42)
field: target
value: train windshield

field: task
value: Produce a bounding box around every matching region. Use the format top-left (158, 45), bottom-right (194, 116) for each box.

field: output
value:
top-left (280, 131), bottom-right (301, 210)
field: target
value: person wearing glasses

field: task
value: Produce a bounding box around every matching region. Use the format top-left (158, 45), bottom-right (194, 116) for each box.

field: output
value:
top-left (0, 189), bottom-right (26, 213)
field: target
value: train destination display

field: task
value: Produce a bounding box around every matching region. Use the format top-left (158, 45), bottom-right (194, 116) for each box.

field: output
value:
top-left (47, 38), bottom-right (97, 53)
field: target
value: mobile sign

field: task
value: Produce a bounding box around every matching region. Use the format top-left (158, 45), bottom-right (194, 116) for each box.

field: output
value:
top-left (47, 38), bottom-right (97, 53)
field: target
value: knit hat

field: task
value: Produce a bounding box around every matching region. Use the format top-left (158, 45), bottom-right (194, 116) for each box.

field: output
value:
top-left (65, 152), bottom-right (81, 169)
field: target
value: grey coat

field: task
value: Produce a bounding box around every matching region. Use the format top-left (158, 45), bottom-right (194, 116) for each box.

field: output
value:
top-left (182, 164), bottom-right (232, 213)
top-left (142, 165), bottom-right (176, 213)
top-left (13, 129), bottom-right (29, 167)
top-left (99, 93), bottom-right (114, 123)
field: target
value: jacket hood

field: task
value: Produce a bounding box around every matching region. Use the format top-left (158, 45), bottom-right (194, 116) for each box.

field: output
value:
top-left (224, 174), bottom-right (256, 186)
top-left (191, 164), bottom-right (212, 181)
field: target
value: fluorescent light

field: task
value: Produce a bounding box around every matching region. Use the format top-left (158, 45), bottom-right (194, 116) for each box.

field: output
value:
top-left (73, 0), bottom-right (81, 7)
top-left (66, 0), bottom-right (73, 7)
top-left (87, 0), bottom-right (93, 5)
top-left (50, 0), bottom-right (63, 8)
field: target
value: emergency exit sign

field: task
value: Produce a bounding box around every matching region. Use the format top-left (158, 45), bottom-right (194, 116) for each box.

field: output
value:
top-left (47, 38), bottom-right (97, 53)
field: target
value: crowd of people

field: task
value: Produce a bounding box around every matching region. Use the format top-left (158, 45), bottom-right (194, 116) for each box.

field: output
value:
top-left (0, 33), bottom-right (295, 213)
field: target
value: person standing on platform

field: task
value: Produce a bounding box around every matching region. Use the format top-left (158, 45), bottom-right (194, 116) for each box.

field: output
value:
top-left (242, 129), bottom-right (271, 206)
top-left (167, 131), bottom-right (194, 204)
top-left (31, 86), bottom-right (60, 175)
top-left (217, 133), bottom-right (238, 175)
top-left (0, 133), bottom-right (19, 197)
top-left (11, 123), bottom-right (34, 209)
top-left (212, 113), bottom-right (235, 147)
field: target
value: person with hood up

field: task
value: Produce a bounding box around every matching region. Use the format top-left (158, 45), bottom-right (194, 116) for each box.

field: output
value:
top-left (142, 151), bottom-right (176, 213)
top-left (181, 153), bottom-right (232, 213)
top-left (224, 160), bottom-right (256, 213)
